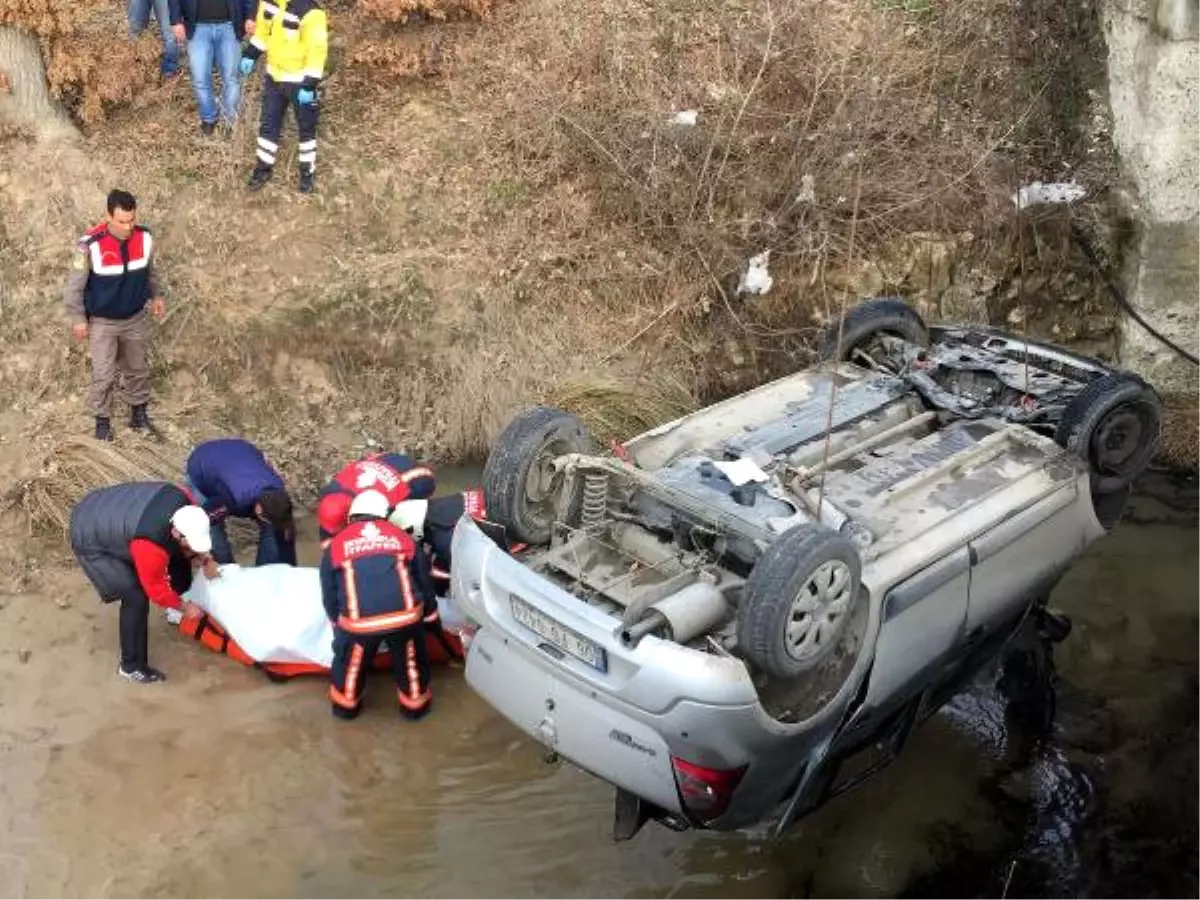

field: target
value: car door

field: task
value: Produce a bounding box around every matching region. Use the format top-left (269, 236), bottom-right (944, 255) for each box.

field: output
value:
top-left (842, 547), bottom-right (972, 743)
top-left (965, 484), bottom-right (1086, 638)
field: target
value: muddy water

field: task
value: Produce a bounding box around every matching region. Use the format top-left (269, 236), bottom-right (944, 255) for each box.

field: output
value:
top-left (0, 471), bottom-right (1194, 897)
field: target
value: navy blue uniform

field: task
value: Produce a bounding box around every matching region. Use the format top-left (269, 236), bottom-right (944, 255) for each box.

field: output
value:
top-left (420, 489), bottom-right (488, 593)
top-left (316, 451), bottom-right (437, 546)
top-left (320, 516), bottom-right (439, 719)
top-left (185, 438), bottom-right (295, 566)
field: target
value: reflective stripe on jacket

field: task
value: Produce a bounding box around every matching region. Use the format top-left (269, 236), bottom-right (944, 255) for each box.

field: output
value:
top-left (77, 223), bottom-right (156, 320)
top-left (245, 0), bottom-right (328, 87)
top-left (320, 517), bottom-right (436, 634)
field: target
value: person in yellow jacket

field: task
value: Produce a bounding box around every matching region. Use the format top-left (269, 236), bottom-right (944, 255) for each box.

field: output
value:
top-left (239, 0), bottom-right (328, 194)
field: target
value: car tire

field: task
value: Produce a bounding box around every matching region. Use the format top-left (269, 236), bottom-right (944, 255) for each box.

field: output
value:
top-left (817, 296), bottom-right (930, 363)
top-left (482, 405), bottom-right (594, 546)
top-left (737, 524), bottom-right (863, 678)
top-left (1054, 373), bottom-right (1162, 495)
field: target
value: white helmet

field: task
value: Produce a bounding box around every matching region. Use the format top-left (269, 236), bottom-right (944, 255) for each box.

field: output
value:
top-left (348, 489), bottom-right (389, 521)
top-left (389, 498), bottom-right (428, 540)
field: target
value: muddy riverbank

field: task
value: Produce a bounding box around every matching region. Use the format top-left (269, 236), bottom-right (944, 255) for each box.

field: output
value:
top-left (0, 472), bottom-right (1194, 897)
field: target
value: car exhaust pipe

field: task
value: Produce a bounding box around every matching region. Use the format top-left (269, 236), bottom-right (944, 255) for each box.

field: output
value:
top-left (620, 577), bottom-right (729, 647)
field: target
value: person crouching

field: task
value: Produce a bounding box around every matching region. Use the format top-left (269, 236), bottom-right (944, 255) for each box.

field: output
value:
top-left (320, 489), bottom-right (439, 721)
top-left (185, 437), bottom-right (296, 566)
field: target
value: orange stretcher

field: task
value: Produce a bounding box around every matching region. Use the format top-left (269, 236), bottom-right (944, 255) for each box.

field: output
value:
top-left (177, 612), bottom-right (464, 682)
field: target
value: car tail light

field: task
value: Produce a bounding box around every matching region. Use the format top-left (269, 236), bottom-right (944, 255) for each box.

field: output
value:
top-left (456, 620), bottom-right (480, 652)
top-left (670, 756), bottom-right (747, 823)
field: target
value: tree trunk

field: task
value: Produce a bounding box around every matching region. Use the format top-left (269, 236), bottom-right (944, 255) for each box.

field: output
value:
top-left (0, 25), bottom-right (77, 142)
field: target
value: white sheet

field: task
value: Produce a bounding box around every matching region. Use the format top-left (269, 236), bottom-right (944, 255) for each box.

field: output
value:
top-left (183, 564), bottom-right (336, 666)
top-left (181, 564), bottom-right (465, 667)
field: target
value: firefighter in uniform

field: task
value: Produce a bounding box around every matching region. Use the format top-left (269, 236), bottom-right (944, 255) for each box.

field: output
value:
top-left (316, 451), bottom-right (436, 549)
top-left (239, 0), bottom-right (328, 193)
top-left (320, 490), bottom-right (439, 720)
top-left (69, 482), bottom-right (219, 682)
top-left (389, 489), bottom-right (488, 588)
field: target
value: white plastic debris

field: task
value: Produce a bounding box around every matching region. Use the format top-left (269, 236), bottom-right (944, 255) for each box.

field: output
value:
top-left (1013, 181), bottom-right (1087, 209)
top-left (737, 250), bottom-right (774, 296)
top-left (669, 110), bottom-right (698, 126)
top-left (796, 174), bottom-right (816, 204)
top-left (714, 458), bottom-right (770, 487)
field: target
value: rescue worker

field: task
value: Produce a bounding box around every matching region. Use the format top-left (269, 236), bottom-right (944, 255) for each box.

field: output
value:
top-left (64, 189), bottom-right (167, 442)
top-left (320, 490), bottom-right (439, 720)
top-left (68, 481), bottom-right (219, 683)
top-left (389, 488), bottom-right (488, 585)
top-left (239, 0), bottom-right (328, 194)
top-left (316, 450), bottom-right (436, 549)
top-left (185, 437), bottom-right (297, 566)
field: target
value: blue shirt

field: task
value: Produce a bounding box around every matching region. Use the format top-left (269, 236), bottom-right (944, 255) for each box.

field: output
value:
top-left (186, 438), bottom-right (284, 518)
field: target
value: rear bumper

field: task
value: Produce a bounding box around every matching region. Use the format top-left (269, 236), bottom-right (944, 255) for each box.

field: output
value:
top-left (450, 517), bottom-right (805, 826)
top-left (466, 626), bottom-right (687, 812)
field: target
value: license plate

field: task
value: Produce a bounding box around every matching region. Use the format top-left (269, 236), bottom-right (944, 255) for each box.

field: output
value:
top-left (510, 597), bottom-right (607, 673)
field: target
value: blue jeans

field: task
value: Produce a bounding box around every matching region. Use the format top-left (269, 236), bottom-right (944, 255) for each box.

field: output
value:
top-left (127, 0), bottom-right (180, 76)
top-left (210, 518), bottom-right (298, 567)
top-left (186, 22), bottom-right (243, 125)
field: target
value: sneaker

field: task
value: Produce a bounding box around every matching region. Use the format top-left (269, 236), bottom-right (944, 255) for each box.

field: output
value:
top-left (118, 665), bottom-right (165, 684)
top-left (129, 403), bottom-right (151, 432)
top-left (247, 165), bottom-right (273, 191)
top-left (297, 168), bottom-right (315, 194)
top-left (94, 416), bottom-right (113, 442)
top-left (200, 121), bottom-right (216, 136)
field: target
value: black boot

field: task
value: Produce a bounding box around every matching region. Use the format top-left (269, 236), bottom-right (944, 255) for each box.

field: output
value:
top-left (130, 403), bottom-right (151, 432)
top-left (247, 165), bottom-right (273, 191)
top-left (298, 167), bottom-right (315, 194)
top-left (94, 416), bottom-right (113, 442)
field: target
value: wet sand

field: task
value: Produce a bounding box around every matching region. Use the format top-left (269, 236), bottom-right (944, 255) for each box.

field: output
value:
top-left (0, 474), bottom-right (1194, 897)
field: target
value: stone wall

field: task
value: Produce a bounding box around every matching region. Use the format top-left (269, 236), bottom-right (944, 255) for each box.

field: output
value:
top-left (1102, 0), bottom-right (1199, 394)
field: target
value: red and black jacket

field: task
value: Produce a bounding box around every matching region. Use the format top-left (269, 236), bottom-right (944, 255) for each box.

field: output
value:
top-left (78, 223), bottom-right (156, 321)
top-left (319, 517), bottom-right (440, 635)
top-left (316, 452), bottom-right (436, 543)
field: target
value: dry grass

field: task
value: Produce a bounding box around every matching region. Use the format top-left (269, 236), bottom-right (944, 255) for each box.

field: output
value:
top-left (547, 377), bottom-right (695, 446)
top-left (463, 0), bottom-right (1020, 312)
top-left (13, 436), bottom-right (185, 536)
top-left (1159, 394), bottom-right (1199, 471)
top-left (0, 0), bottom-right (1160, 556)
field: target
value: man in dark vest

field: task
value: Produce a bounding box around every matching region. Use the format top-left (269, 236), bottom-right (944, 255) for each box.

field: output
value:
top-left (63, 189), bottom-right (167, 442)
top-left (185, 437), bottom-right (297, 566)
top-left (69, 482), bottom-right (219, 683)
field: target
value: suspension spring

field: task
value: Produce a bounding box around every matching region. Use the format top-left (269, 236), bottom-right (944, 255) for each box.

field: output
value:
top-left (580, 471), bottom-right (610, 532)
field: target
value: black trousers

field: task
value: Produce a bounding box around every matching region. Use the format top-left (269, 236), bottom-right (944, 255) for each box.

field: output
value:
top-left (118, 590), bottom-right (150, 671)
top-left (256, 75), bottom-right (318, 173)
top-left (329, 625), bottom-right (432, 720)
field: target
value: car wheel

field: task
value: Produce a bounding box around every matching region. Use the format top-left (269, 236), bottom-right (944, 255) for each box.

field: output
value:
top-left (1054, 373), bottom-right (1162, 495)
top-left (482, 405), bottom-right (594, 546)
top-left (737, 524), bottom-right (862, 678)
top-left (817, 296), bottom-right (930, 364)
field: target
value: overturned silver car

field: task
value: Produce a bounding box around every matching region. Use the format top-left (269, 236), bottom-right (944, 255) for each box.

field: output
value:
top-left (449, 297), bottom-right (1163, 840)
